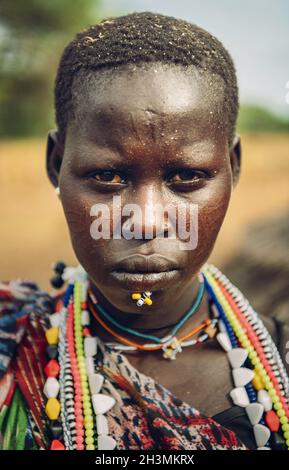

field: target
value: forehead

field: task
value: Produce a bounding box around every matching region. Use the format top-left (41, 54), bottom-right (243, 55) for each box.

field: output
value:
top-left (68, 62), bottom-right (227, 146)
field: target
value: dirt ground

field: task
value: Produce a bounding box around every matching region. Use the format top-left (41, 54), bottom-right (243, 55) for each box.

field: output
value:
top-left (1, 133), bottom-right (289, 292)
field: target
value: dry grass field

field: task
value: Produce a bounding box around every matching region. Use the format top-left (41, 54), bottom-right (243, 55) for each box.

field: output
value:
top-left (0, 133), bottom-right (289, 292)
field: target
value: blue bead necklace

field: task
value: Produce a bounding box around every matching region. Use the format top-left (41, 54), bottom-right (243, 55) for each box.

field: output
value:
top-left (89, 275), bottom-right (205, 344)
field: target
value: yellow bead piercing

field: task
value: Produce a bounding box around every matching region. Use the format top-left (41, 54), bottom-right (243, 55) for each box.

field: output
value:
top-left (131, 291), bottom-right (153, 306)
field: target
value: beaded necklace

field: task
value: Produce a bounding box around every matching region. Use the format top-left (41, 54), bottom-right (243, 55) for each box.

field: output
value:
top-left (88, 275), bottom-right (206, 345)
top-left (87, 278), bottom-right (216, 359)
top-left (43, 263), bottom-right (289, 450)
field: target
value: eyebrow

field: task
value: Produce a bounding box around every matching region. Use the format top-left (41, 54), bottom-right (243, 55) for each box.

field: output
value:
top-left (73, 140), bottom-right (218, 171)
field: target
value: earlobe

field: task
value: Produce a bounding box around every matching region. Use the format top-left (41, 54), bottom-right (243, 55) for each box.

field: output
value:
top-left (46, 129), bottom-right (64, 188)
top-left (229, 134), bottom-right (241, 187)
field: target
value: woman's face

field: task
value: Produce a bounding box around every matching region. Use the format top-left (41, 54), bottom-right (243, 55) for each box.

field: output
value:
top-left (47, 62), bottom-right (240, 313)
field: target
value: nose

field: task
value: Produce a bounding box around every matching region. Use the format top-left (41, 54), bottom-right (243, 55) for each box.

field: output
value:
top-left (122, 183), bottom-right (174, 240)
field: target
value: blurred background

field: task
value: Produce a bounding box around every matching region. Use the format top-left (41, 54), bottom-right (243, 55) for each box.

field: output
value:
top-left (0, 0), bottom-right (288, 322)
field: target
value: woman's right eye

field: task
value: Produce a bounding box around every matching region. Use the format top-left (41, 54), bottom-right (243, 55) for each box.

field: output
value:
top-left (90, 170), bottom-right (128, 185)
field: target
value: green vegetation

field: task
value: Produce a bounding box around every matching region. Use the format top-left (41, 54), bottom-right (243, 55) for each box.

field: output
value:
top-left (237, 104), bottom-right (289, 134)
top-left (0, 1), bottom-right (288, 138)
top-left (0, 0), bottom-right (101, 138)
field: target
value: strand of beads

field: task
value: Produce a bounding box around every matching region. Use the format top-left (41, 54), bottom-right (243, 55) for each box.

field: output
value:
top-left (217, 275), bottom-right (289, 416)
top-left (103, 319), bottom-right (217, 353)
top-left (66, 295), bottom-right (84, 449)
top-left (86, 345), bottom-right (118, 450)
top-left (209, 264), bottom-right (289, 401)
top-left (79, 277), bottom-right (117, 450)
top-left (207, 279), bottom-right (269, 448)
top-left (220, 283), bottom-right (288, 450)
top-left (44, 300), bottom-right (64, 449)
top-left (91, 277), bottom-right (205, 346)
top-left (54, 264), bottom-right (118, 450)
top-left (206, 281), bottom-right (272, 448)
top-left (58, 299), bottom-right (73, 449)
top-left (73, 280), bottom-right (96, 450)
top-left (87, 279), bottom-right (213, 361)
top-left (88, 294), bottom-right (214, 360)
top-left (214, 267), bottom-right (289, 402)
top-left (203, 265), bottom-right (289, 450)
top-left (211, 266), bottom-right (289, 450)
top-left (66, 295), bottom-right (86, 449)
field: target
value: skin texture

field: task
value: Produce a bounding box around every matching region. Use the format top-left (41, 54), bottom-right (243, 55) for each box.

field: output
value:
top-left (46, 62), bottom-right (241, 415)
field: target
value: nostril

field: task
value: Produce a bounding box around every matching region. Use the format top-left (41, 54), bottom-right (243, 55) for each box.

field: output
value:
top-left (121, 202), bottom-right (172, 240)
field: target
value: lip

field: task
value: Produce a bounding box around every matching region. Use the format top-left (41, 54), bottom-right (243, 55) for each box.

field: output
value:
top-left (112, 254), bottom-right (179, 273)
top-left (110, 254), bottom-right (181, 290)
top-left (109, 269), bottom-right (181, 290)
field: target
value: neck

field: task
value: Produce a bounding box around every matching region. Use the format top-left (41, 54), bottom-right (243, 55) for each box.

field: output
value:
top-left (87, 275), bottom-right (210, 343)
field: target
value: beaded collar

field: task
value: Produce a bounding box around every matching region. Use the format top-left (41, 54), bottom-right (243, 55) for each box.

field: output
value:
top-left (39, 263), bottom-right (289, 450)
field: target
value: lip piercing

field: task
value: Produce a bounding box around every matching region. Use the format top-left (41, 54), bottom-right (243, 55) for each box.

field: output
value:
top-left (131, 291), bottom-right (153, 306)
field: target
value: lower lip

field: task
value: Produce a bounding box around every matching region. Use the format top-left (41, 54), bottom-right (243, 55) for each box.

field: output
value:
top-left (109, 270), bottom-right (181, 290)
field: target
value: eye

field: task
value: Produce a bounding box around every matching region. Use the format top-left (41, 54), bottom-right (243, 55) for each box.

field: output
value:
top-left (90, 170), bottom-right (128, 185)
top-left (168, 169), bottom-right (201, 182)
top-left (166, 169), bottom-right (208, 188)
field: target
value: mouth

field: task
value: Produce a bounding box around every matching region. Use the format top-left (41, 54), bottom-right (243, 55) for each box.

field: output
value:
top-left (109, 254), bottom-right (181, 290)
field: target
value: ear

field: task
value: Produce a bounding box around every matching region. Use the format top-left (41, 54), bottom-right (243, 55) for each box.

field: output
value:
top-left (46, 129), bottom-right (64, 188)
top-left (229, 134), bottom-right (241, 187)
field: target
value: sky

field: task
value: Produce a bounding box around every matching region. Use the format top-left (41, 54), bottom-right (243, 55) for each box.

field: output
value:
top-left (100, 0), bottom-right (289, 117)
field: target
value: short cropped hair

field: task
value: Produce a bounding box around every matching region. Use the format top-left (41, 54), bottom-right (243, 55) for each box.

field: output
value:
top-left (54, 11), bottom-right (238, 146)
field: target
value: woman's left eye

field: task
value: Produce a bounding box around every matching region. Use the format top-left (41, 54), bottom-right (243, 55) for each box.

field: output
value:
top-left (90, 170), bottom-right (127, 184)
top-left (166, 169), bottom-right (207, 184)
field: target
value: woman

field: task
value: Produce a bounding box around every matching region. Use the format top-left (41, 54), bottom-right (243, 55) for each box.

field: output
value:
top-left (1, 11), bottom-right (289, 451)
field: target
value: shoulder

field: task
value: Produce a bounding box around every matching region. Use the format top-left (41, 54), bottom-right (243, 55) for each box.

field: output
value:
top-left (0, 278), bottom-right (60, 377)
top-left (0, 277), bottom-right (59, 310)
top-left (0, 278), bottom-right (62, 449)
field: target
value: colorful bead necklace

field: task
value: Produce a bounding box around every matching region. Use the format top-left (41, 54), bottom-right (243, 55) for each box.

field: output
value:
top-left (203, 264), bottom-right (289, 450)
top-left (88, 298), bottom-right (215, 358)
top-left (87, 278), bottom-right (216, 359)
top-left (42, 263), bottom-right (289, 450)
top-left (88, 274), bottom-right (205, 344)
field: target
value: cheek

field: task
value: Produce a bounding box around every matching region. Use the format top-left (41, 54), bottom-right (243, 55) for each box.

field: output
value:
top-left (181, 175), bottom-right (232, 269)
top-left (197, 176), bottom-right (231, 255)
top-left (61, 193), bottom-right (91, 240)
top-left (59, 184), bottom-right (100, 259)
top-left (60, 186), bottom-right (120, 279)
